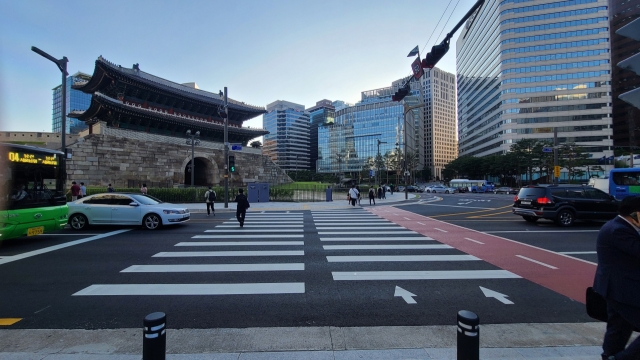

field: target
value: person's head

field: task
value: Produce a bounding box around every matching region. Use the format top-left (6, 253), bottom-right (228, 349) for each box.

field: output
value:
top-left (81, 182), bottom-right (84, 185)
top-left (238, 189), bottom-right (244, 194)
top-left (208, 186), bottom-right (212, 190)
top-left (143, 183), bottom-right (146, 187)
top-left (72, 181), bottom-right (76, 185)
top-left (108, 183), bottom-right (112, 187)
top-left (619, 196), bottom-right (640, 216)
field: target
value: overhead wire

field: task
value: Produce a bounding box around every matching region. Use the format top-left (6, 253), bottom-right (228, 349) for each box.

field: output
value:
top-left (435, 0), bottom-right (462, 44)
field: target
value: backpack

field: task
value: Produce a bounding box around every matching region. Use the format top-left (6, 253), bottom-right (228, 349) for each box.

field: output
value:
top-left (205, 190), bottom-right (216, 202)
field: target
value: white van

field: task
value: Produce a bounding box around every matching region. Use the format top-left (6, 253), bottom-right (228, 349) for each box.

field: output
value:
top-left (588, 178), bottom-right (609, 194)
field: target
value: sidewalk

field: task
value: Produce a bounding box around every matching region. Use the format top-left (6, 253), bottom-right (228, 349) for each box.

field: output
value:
top-left (0, 192), bottom-right (612, 359)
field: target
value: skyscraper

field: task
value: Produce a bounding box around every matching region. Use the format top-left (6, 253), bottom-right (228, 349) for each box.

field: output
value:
top-left (52, 72), bottom-right (92, 134)
top-left (457, 0), bottom-right (613, 159)
top-left (307, 100), bottom-right (335, 171)
top-left (263, 100), bottom-right (310, 172)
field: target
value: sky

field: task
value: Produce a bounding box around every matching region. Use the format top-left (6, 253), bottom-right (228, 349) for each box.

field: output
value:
top-left (0, 0), bottom-right (477, 132)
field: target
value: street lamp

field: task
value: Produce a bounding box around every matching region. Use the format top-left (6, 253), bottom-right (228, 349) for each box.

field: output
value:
top-left (403, 103), bottom-right (426, 199)
top-left (186, 129), bottom-right (201, 201)
top-left (376, 139), bottom-right (387, 185)
top-left (32, 46), bottom-right (68, 192)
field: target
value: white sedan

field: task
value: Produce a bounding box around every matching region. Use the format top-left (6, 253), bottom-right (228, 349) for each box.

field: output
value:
top-left (67, 193), bottom-right (190, 230)
top-left (429, 185), bottom-right (457, 194)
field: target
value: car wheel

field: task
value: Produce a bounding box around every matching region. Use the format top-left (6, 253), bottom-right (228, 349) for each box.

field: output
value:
top-left (555, 209), bottom-right (575, 227)
top-left (143, 213), bottom-right (162, 230)
top-left (445, 190), bottom-right (450, 194)
top-left (522, 216), bottom-right (538, 223)
top-left (427, 190), bottom-right (431, 193)
top-left (69, 213), bottom-right (88, 230)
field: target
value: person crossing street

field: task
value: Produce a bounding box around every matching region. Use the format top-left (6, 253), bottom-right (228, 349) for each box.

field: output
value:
top-left (234, 188), bottom-right (250, 227)
top-left (204, 186), bottom-right (216, 216)
top-left (348, 185), bottom-right (359, 207)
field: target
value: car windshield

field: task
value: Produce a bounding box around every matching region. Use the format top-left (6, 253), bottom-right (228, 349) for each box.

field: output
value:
top-left (130, 194), bottom-right (164, 205)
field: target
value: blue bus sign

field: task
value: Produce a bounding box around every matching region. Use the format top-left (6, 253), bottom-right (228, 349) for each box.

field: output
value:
top-left (542, 147), bottom-right (553, 153)
top-left (231, 144), bottom-right (242, 151)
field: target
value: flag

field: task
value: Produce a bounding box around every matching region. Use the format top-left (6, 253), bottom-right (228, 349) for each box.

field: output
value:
top-left (407, 45), bottom-right (419, 57)
top-left (411, 57), bottom-right (424, 80)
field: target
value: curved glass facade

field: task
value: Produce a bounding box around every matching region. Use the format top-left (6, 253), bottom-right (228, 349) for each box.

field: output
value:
top-left (457, 0), bottom-right (612, 158)
top-left (52, 72), bottom-right (92, 134)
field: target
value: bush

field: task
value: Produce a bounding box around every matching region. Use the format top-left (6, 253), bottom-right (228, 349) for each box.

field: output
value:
top-left (83, 186), bottom-right (241, 203)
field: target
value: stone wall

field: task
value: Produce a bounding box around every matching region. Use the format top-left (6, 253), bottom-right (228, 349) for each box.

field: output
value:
top-left (65, 133), bottom-right (291, 188)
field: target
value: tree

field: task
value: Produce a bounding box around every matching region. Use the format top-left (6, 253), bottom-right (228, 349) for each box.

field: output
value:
top-left (558, 143), bottom-right (589, 182)
top-left (250, 140), bottom-right (262, 148)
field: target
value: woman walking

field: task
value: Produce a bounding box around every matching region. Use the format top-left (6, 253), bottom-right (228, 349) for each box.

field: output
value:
top-left (368, 187), bottom-right (376, 205)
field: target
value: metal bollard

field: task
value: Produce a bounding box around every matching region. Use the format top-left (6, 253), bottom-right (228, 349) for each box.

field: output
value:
top-left (457, 310), bottom-right (479, 360)
top-left (143, 312), bottom-right (166, 360)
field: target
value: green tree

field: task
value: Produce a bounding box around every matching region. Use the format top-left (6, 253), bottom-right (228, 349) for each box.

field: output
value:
top-left (558, 143), bottom-right (589, 182)
top-left (250, 140), bottom-right (262, 148)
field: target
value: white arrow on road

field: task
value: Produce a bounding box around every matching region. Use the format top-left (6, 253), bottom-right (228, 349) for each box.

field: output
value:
top-left (479, 286), bottom-right (514, 304)
top-left (394, 286), bottom-right (417, 304)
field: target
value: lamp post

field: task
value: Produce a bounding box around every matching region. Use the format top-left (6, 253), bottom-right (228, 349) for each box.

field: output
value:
top-left (185, 129), bottom-right (200, 202)
top-left (376, 139), bottom-right (387, 186)
top-left (223, 87), bottom-right (229, 208)
top-left (403, 103), bottom-right (427, 200)
top-left (32, 46), bottom-right (68, 192)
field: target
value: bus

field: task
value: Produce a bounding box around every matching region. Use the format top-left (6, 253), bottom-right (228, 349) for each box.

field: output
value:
top-left (608, 168), bottom-right (640, 200)
top-left (0, 143), bottom-right (68, 241)
top-left (449, 179), bottom-right (495, 193)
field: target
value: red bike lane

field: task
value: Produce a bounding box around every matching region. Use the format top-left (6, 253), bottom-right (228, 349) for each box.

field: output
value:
top-left (368, 206), bottom-right (596, 303)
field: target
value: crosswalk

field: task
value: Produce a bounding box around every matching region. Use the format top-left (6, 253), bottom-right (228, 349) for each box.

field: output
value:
top-left (73, 212), bottom-right (307, 297)
top-left (313, 208), bottom-right (520, 282)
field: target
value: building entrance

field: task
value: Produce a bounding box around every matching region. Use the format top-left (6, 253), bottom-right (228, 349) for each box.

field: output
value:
top-left (184, 158), bottom-right (209, 186)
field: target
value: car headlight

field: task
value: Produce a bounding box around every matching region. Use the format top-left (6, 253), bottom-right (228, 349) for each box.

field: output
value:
top-left (163, 209), bottom-right (186, 214)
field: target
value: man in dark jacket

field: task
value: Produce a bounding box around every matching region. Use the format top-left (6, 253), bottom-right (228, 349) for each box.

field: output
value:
top-left (594, 196), bottom-right (640, 360)
top-left (234, 188), bottom-right (250, 227)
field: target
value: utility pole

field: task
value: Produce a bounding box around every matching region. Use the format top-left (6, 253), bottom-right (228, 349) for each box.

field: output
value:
top-left (553, 127), bottom-right (558, 185)
top-left (377, 139), bottom-right (387, 185)
top-left (224, 87), bottom-right (229, 208)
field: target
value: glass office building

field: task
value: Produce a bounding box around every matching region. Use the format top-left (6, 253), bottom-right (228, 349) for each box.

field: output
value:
top-left (307, 100), bottom-right (335, 171)
top-left (263, 100), bottom-right (310, 172)
top-left (317, 87), bottom-right (416, 177)
top-left (457, 0), bottom-right (613, 158)
top-left (52, 72), bottom-right (92, 134)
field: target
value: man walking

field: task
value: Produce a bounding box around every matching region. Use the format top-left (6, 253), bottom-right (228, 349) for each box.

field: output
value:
top-left (67, 181), bottom-right (81, 201)
top-left (234, 188), bottom-right (250, 227)
top-left (79, 182), bottom-right (86, 199)
top-left (368, 187), bottom-right (376, 205)
top-left (204, 186), bottom-right (216, 216)
top-left (593, 196), bottom-right (640, 360)
top-left (348, 185), bottom-right (359, 207)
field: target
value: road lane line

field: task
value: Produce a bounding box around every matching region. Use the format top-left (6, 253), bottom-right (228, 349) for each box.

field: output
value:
top-left (193, 235), bottom-right (303, 239)
top-left (315, 226), bottom-right (402, 230)
top-left (320, 237), bottom-right (434, 241)
top-left (215, 225), bottom-right (304, 228)
top-left (153, 251), bottom-right (304, 257)
top-left (314, 220), bottom-right (389, 222)
top-left (318, 231), bottom-right (417, 235)
top-left (222, 222), bottom-right (303, 225)
top-left (468, 210), bottom-right (514, 218)
top-left (332, 270), bottom-right (520, 281)
top-left (0, 230), bottom-right (130, 266)
top-left (121, 264), bottom-right (305, 272)
top-left (0, 318), bottom-right (22, 326)
top-left (434, 228), bottom-right (448, 233)
top-left (204, 229), bottom-right (302, 233)
top-left (516, 255), bottom-right (558, 269)
top-left (559, 251), bottom-right (597, 255)
top-left (464, 237), bottom-right (485, 245)
top-left (176, 241), bottom-right (304, 246)
top-left (403, 217), bottom-right (411, 220)
top-left (326, 255), bottom-right (479, 262)
top-left (323, 244), bottom-right (451, 250)
top-left (485, 230), bottom-right (599, 233)
top-left (417, 222), bottom-right (426, 225)
top-left (73, 283), bottom-right (306, 296)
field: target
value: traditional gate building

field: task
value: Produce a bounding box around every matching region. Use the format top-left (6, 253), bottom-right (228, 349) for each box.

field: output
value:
top-left (65, 56), bottom-right (291, 187)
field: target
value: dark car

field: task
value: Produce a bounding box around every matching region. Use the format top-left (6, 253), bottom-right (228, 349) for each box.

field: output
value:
top-left (512, 185), bottom-right (618, 226)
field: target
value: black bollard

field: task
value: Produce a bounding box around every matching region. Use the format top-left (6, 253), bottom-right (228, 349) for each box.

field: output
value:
top-left (143, 312), bottom-right (166, 360)
top-left (457, 310), bottom-right (479, 360)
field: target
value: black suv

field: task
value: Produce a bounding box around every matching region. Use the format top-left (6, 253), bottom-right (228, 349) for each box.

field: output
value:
top-left (512, 185), bottom-right (618, 226)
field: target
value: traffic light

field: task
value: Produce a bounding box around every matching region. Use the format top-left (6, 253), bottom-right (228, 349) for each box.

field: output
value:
top-left (421, 41), bottom-right (450, 69)
top-left (392, 83), bottom-right (411, 102)
top-left (229, 155), bottom-right (236, 172)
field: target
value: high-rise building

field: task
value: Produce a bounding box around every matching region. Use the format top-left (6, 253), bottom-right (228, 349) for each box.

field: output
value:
top-left (307, 100), bottom-right (335, 171)
top-left (420, 68), bottom-right (458, 180)
top-left (263, 100), bottom-right (310, 172)
top-left (52, 72), bottom-right (92, 134)
top-left (610, 0), bottom-right (640, 147)
top-left (332, 100), bottom-right (354, 112)
top-left (457, 0), bottom-right (613, 159)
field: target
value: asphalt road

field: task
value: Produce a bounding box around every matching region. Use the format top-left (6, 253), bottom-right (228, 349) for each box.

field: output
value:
top-left (0, 200), bottom-right (597, 330)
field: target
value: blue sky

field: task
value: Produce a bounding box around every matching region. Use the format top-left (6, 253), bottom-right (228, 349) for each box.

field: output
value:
top-left (0, 0), bottom-right (475, 132)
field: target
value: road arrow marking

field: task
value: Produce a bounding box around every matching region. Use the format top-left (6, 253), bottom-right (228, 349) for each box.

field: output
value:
top-left (479, 286), bottom-right (514, 304)
top-left (394, 286), bottom-right (417, 304)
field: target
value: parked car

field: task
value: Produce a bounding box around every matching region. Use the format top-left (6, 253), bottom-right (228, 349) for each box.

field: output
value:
top-left (512, 185), bottom-right (618, 226)
top-left (494, 187), bottom-right (518, 195)
top-left (67, 193), bottom-right (190, 230)
top-left (397, 186), bottom-right (405, 192)
top-left (429, 185), bottom-right (457, 194)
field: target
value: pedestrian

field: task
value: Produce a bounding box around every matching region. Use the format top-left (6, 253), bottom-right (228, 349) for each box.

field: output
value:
top-left (382, 185), bottom-right (386, 199)
top-left (356, 185), bottom-right (361, 205)
top-left (140, 183), bottom-right (148, 194)
top-left (348, 185), bottom-right (359, 207)
top-left (234, 188), bottom-right (250, 227)
top-left (79, 182), bottom-right (86, 199)
top-left (377, 186), bottom-right (383, 200)
top-left (593, 196), bottom-right (640, 360)
top-left (67, 181), bottom-right (81, 201)
top-left (390, 185), bottom-right (394, 195)
top-left (107, 183), bottom-right (114, 192)
top-left (204, 186), bottom-right (216, 216)
top-left (368, 187), bottom-right (376, 205)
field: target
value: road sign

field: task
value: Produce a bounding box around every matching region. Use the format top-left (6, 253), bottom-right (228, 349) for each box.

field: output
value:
top-left (231, 144), bottom-right (242, 151)
top-left (542, 147), bottom-right (553, 153)
top-left (369, 170), bottom-right (374, 177)
top-left (554, 166), bottom-right (561, 178)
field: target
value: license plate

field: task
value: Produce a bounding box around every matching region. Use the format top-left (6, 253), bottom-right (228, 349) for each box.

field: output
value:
top-left (520, 200), bottom-right (531, 205)
top-left (27, 226), bottom-right (44, 236)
